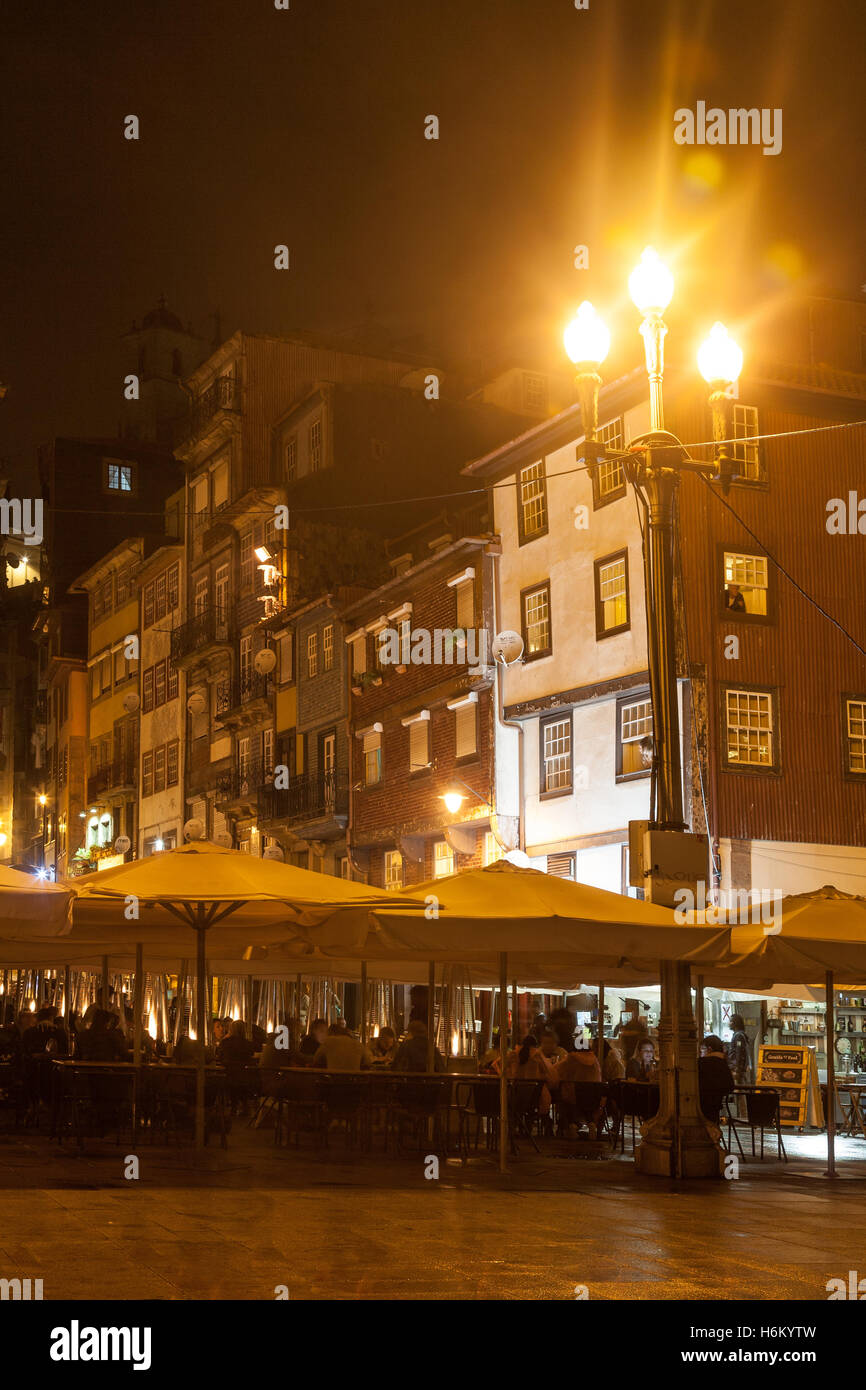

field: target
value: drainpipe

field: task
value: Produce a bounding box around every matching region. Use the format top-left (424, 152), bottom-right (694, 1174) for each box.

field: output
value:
top-left (489, 547), bottom-right (524, 852)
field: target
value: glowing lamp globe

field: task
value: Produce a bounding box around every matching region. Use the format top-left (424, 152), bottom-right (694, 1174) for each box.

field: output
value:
top-left (697, 322), bottom-right (744, 386)
top-left (628, 247), bottom-right (674, 316)
top-left (563, 301), bottom-right (610, 367)
top-left (441, 792), bottom-right (464, 815)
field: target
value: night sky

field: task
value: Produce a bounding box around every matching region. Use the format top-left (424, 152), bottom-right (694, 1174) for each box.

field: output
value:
top-left (2, 0), bottom-right (864, 492)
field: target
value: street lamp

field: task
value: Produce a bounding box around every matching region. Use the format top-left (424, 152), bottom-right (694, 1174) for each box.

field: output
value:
top-left (563, 301), bottom-right (610, 460)
top-left (38, 793), bottom-right (48, 870)
top-left (565, 249), bottom-right (744, 1179)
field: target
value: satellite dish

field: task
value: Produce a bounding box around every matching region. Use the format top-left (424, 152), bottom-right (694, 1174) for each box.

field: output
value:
top-left (491, 630), bottom-right (524, 666)
top-left (263, 845), bottom-right (284, 862)
top-left (123, 691), bottom-right (140, 714)
top-left (214, 832), bottom-right (233, 849)
top-left (186, 691), bottom-right (206, 716)
top-left (254, 647), bottom-right (277, 675)
top-left (114, 835), bottom-right (131, 854)
top-left (183, 818), bottom-right (205, 841)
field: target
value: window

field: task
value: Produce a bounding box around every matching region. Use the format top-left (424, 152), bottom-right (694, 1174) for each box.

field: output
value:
top-left (263, 727), bottom-right (274, 773)
top-left (483, 831), bottom-right (504, 867)
top-left (115, 566), bottom-right (134, 606)
top-left (155, 571), bottom-right (167, 622)
top-left (153, 660), bottom-right (167, 708)
top-left (153, 745), bottom-right (166, 795)
top-left (323, 624), bottom-right (334, 671)
top-left (521, 581), bottom-right (552, 660)
top-left (167, 740), bottom-right (179, 787)
top-left (408, 718), bottom-right (430, 773)
top-left (844, 698), bottom-right (866, 775)
top-left (104, 459), bottom-right (134, 493)
top-left (454, 578), bottom-right (474, 631)
top-left (617, 694), bottom-right (653, 779)
top-left (384, 850), bottom-right (403, 891)
top-left (454, 701), bottom-right (477, 760)
top-left (523, 373), bottom-right (548, 415)
top-left (433, 840), bottom-right (455, 879)
top-left (518, 460), bottom-right (548, 542)
top-left (279, 632), bottom-right (294, 683)
top-left (142, 752), bottom-right (153, 799)
top-left (547, 851), bottom-right (576, 879)
top-left (285, 436), bottom-right (297, 483)
top-left (307, 631), bottom-right (319, 678)
top-left (309, 419), bottom-right (322, 472)
top-left (191, 475), bottom-right (209, 531)
top-left (212, 458), bottom-right (229, 511)
top-left (240, 529), bottom-right (254, 593)
top-left (113, 649), bottom-right (127, 686)
top-left (723, 551), bottom-right (768, 616)
top-left (363, 729), bottom-right (382, 786)
top-left (98, 578), bottom-right (113, 619)
top-left (214, 563), bottom-right (230, 621)
top-left (724, 687), bottom-right (776, 770)
top-left (594, 551), bottom-right (629, 638)
top-left (593, 418), bottom-right (626, 505)
top-left (167, 563), bottom-right (180, 613)
top-left (540, 716), bottom-right (572, 795)
top-left (350, 633), bottom-right (367, 677)
top-left (194, 574), bottom-right (209, 615)
top-left (730, 404), bottom-right (762, 481)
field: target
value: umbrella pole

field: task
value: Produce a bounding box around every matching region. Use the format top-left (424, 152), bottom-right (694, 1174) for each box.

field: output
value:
top-left (427, 962), bottom-right (435, 1073)
top-left (499, 953), bottom-right (508, 1174)
top-left (101, 955), bottom-right (109, 1010)
top-left (512, 978), bottom-right (518, 1044)
top-left (195, 908), bottom-right (207, 1151)
top-left (695, 974), bottom-right (705, 1041)
top-left (133, 943), bottom-right (143, 1140)
top-left (825, 969), bottom-right (836, 1179)
top-left (360, 962), bottom-right (367, 1045)
top-left (598, 981), bottom-right (605, 1048)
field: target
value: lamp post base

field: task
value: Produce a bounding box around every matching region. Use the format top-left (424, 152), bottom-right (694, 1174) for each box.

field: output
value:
top-left (634, 1116), bottom-right (725, 1178)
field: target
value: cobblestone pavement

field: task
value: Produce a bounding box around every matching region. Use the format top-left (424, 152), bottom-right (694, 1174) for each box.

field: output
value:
top-left (0, 1123), bottom-right (863, 1300)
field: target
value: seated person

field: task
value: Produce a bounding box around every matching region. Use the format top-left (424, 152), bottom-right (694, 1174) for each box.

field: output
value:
top-left (699, 1034), bottom-right (735, 1125)
top-left (538, 1030), bottom-right (567, 1065)
top-left (312, 1023), bottom-right (373, 1071)
top-left (369, 1026), bottom-right (398, 1066)
top-left (725, 583), bottom-right (747, 612)
top-left (626, 1039), bottom-right (658, 1081)
top-left (299, 1018), bottom-right (328, 1059)
top-left (78, 1009), bottom-right (127, 1062)
top-left (217, 1020), bottom-right (256, 1067)
top-left (505, 1035), bottom-right (557, 1116)
top-left (593, 1038), bottom-right (625, 1083)
top-left (392, 1020), bottom-right (445, 1073)
top-left (552, 1046), bottom-right (604, 1137)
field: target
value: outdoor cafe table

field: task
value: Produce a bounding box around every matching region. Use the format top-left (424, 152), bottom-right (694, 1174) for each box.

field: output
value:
top-left (837, 1082), bottom-right (866, 1139)
top-left (49, 1061), bottom-right (228, 1146)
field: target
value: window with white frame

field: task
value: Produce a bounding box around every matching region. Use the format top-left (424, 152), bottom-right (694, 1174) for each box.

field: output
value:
top-left (455, 577), bottom-right (474, 631)
top-left (521, 582), bottom-right (551, 658)
top-left (240, 528), bottom-right (254, 593)
top-left (285, 436), bottom-right (297, 483)
top-left (454, 700), bottom-right (477, 759)
top-left (483, 831), bottom-right (504, 867)
top-left (323, 623), bottom-right (334, 671)
top-left (309, 419), bottom-right (322, 472)
top-left (363, 728), bottom-right (382, 786)
top-left (433, 840), bottom-right (455, 878)
top-left (541, 715), bottom-right (572, 794)
top-left (307, 631), bottom-right (318, 678)
top-left (384, 850), bottom-right (403, 891)
top-left (730, 404), bottom-right (761, 480)
top-left (845, 699), bottom-right (866, 774)
top-left (212, 457), bottom-right (229, 511)
top-left (595, 552), bottom-right (629, 636)
top-left (523, 372), bottom-right (548, 415)
top-left (723, 551), bottom-right (768, 615)
top-left (518, 460), bottom-right (548, 541)
top-left (194, 574), bottom-right (208, 615)
top-left (618, 696), bottom-right (653, 778)
top-left (595, 417), bottom-right (626, 500)
top-left (105, 460), bottom-right (134, 493)
top-left (724, 688), bottom-right (775, 768)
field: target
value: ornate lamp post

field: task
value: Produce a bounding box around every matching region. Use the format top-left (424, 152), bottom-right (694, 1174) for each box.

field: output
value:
top-left (564, 253), bottom-right (744, 1176)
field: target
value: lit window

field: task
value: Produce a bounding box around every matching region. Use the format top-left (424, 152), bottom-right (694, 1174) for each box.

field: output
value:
top-left (523, 373), bottom-right (548, 415)
top-left (433, 840), bottom-right (455, 878)
top-left (142, 752), bottom-right (153, 799)
top-left (518, 461), bottom-right (548, 541)
top-left (845, 699), bottom-right (866, 774)
top-left (483, 831), bottom-right (504, 867)
top-left (541, 716), bottom-right (572, 794)
top-left (723, 551), bottom-right (768, 615)
top-left (384, 850), bottom-right (403, 891)
top-left (618, 696), bottom-right (653, 778)
top-left (363, 729), bottom-right (381, 786)
top-left (105, 461), bottom-right (133, 492)
top-left (725, 688), bottom-right (775, 768)
top-left (731, 404), bottom-right (761, 481)
top-left (454, 578), bottom-right (474, 631)
top-left (595, 553), bottom-right (629, 636)
top-left (522, 582), bottom-right (551, 658)
top-left (595, 418), bottom-right (625, 501)
top-left (323, 624), bottom-right (334, 671)
top-left (408, 719), bottom-right (429, 772)
top-left (307, 631), bottom-right (319, 678)
top-left (454, 701), bottom-right (477, 759)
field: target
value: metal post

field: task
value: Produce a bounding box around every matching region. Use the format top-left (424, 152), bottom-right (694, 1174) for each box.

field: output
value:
top-left (195, 908), bottom-right (207, 1151)
top-left (498, 953), bottom-right (508, 1174)
top-left (511, 978), bottom-right (518, 1046)
top-left (598, 981), bottom-right (605, 1049)
top-left (101, 954), bottom-right (109, 1010)
top-left (360, 961), bottom-right (368, 1045)
top-left (695, 974), bottom-right (705, 1042)
top-left (133, 943), bottom-right (144, 1139)
top-left (825, 969), bottom-right (837, 1179)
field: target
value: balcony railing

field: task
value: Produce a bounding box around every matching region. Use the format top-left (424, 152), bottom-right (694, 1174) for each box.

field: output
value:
top-left (88, 757), bottom-right (137, 797)
top-left (258, 769), bottom-right (349, 828)
top-left (171, 607), bottom-right (232, 664)
top-left (215, 762), bottom-right (265, 805)
top-left (215, 669), bottom-right (270, 719)
top-left (189, 374), bottom-right (240, 437)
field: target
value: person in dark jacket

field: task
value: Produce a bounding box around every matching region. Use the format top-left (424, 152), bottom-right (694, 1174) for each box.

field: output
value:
top-left (79, 1009), bottom-right (127, 1062)
top-left (726, 1015), bottom-right (753, 1087)
top-left (393, 1020), bottom-right (445, 1072)
top-left (299, 1018), bottom-right (328, 1058)
top-left (699, 1035), bottom-right (735, 1124)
